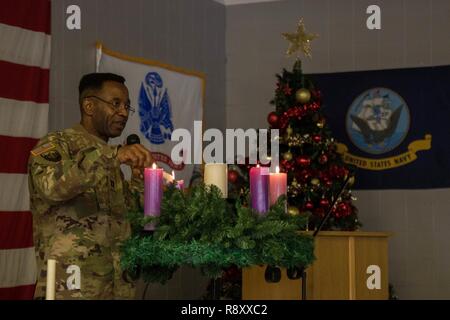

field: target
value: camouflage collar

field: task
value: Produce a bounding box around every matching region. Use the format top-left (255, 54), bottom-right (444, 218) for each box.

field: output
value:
top-left (71, 123), bottom-right (108, 145)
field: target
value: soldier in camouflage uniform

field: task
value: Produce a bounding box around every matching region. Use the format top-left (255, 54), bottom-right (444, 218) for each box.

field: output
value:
top-left (29, 73), bottom-right (154, 299)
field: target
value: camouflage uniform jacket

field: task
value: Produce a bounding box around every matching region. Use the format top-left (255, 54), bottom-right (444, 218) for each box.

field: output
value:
top-left (28, 123), bottom-right (142, 299)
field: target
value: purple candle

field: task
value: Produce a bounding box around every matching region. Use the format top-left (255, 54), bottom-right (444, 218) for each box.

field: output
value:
top-left (144, 163), bottom-right (163, 230)
top-left (250, 165), bottom-right (269, 215)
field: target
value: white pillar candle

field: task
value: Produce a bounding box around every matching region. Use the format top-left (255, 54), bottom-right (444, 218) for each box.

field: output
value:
top-left (204, 163), bottom-right (228, 198)
top-left (46, 259), bottom-right (56, 300)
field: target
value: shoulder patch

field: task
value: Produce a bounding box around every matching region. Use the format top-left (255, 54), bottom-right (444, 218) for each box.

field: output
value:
top-left (41, 150), bottom-right (62, 162)
top-left (31, 142), bottom-right (56, 157)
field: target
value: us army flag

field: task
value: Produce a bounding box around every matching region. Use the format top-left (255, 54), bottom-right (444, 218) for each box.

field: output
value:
top-left (96, 43), bottom-right (204, 184)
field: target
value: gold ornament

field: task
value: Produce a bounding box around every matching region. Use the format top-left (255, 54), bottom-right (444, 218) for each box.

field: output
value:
top-left (292, 178), bottom-right (298, 187)
top-left (317, 119), bottom-right (325, 128)
top-left (288, 206), bottom-right (300, 216)
top-left (286, 126), bottom-right (293, 136)
top-left (348, 176), bottom-right (355, 187)
top-left (283, 151), bottom-right (293, 161)
top-left (295, 88), bottom-right (311, 103)
top-left (311, 178), bottom-right (320, 186)
top-left (282, 18), bottom-right (319, 59)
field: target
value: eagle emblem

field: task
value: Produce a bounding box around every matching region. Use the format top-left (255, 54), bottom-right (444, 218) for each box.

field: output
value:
top-left (346, 88), bottom-right (410, 155)
top-left (139, 72), bottom-right (174, 144)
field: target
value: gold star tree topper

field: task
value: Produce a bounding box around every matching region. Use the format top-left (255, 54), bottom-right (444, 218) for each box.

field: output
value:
top-left (282, 19), bottom-right (318, 59)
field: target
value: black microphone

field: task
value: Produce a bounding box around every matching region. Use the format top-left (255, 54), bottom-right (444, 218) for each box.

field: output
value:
top-left (126, 134), bottom-right (140, 145)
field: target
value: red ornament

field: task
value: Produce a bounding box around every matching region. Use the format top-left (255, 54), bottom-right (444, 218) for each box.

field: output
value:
top-left (281, 159), bottom-right (293, 172)
top-left (311, 102), bottom-right (320, 112)
top-left (287, 108), bottom-right (296, 118)
top-left (319, 198), bottom-right (330, 208)
top-left (228, 170), bottom-right (239, 184)
top-left (334, 167), bottom-right (347, 179)
top-left (304, 201), bottom-right (314, 211)
top-left (296, 169), bottom-right (311, 182)
top-left (296, 155), bottom-right (311, 167)
top-left (319, 154), bottom-right (328, 164)
top-left (312, 89), bottom-right (322, 101)
top-left (283, 85), bottom-right (293, 95)
top-left (334, 202), bottom-right (351, 218)
top-left (329, 165), bottom-right (340, 178)
top-left (312, 135), bottom-right (322, 143)
top-left (279, 112), bottom-right (289, 129)
top-left (267, 112), bottom-right (279, 127)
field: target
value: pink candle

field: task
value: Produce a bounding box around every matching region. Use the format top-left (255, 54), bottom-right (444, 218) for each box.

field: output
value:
top-left (144, 163), bottom-right (163, 230)
top-left (269, 166), bottom-right (287, 206)
top-left (250, 165), bottom-right (270, 215)
top-left (172, 170), bottom-right (184, 190)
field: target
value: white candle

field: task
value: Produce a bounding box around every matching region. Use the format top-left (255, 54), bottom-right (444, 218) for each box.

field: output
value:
top-left (204, 163), bottom-right (228, 198)
top-left (46, 259), bottom-right (56, 300)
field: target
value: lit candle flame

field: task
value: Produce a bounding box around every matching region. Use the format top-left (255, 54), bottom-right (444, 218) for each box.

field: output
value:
top-left (257, 164), bottom-right (260, 168)
top-left (152, 163), bottom-right (157, 169)
top-left (276, 166), bottom-right (280, 174)
top-left (172, 170), bottom-right (175, 180)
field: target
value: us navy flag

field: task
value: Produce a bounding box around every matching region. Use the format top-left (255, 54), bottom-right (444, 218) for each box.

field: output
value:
top-left (312, 65), bottom-right (450, 189)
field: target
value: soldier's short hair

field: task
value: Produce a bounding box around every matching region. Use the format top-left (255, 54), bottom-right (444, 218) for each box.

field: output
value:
top-left (79, 73), bottom-right (126, 101)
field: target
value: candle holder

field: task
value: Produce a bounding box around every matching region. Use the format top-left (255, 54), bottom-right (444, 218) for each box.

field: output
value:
top-left (264, 265), bottom-right (281, 283)
top-left (286, 266), bottom-right (304, 280)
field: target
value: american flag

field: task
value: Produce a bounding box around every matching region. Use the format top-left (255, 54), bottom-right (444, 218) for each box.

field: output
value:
top-left (0, 0), bottom-right (51, 299)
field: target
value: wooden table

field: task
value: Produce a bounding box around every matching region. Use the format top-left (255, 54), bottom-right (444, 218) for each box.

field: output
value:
top-left (242, 231), bottom-right (391, 300)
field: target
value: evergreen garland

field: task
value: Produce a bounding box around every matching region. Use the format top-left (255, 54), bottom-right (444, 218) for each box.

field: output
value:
top-left (121, 184), bottom-right (315, 283)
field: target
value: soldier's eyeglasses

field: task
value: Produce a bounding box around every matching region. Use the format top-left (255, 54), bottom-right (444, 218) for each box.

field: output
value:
top-left (85, 95), bottom-right (135, 115)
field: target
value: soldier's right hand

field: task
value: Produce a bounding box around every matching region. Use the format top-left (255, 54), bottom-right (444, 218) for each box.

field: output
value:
top-left (117, 144), bottom-right (154, 169)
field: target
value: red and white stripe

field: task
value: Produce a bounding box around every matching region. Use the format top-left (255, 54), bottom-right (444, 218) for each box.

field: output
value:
top-left (0, 0), bottom-right (50, 300)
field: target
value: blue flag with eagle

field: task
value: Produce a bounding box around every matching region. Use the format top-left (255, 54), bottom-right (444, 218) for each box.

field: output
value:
top-left (312, 65), bottom-right (450, 189)
top-left (139, 72), bottom-right (174, 144)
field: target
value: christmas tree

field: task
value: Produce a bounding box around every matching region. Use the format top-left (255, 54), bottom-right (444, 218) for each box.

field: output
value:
top-left (229, 19), bottom-right (361, 231)
top-left (271, 19), bottom-right (360, 231)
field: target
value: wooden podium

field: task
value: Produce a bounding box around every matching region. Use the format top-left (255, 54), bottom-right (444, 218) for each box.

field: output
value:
top-left (242, 231), bottom-right (390, 300)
